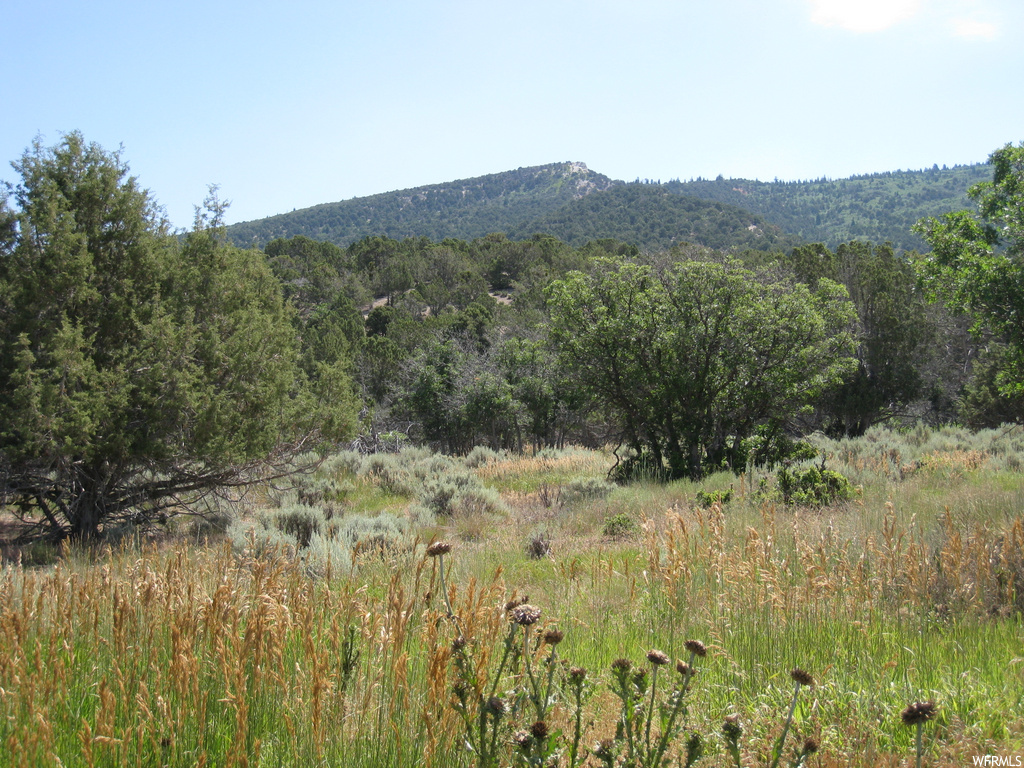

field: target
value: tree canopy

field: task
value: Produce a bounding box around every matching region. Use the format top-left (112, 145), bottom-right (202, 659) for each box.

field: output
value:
top-left (0, 134), bottom-right (358, 540)
top-left (914, 142), bottom-right (1024, 401)
top-left (545, 258), bottom-right (856, 480)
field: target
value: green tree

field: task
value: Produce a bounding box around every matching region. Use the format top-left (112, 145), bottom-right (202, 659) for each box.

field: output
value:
top-left (800, 242), bottom-right (934, 436)
top-left (546, 258), bottom-right (856, 480)
top-left (914, 142), bottom-right (1024, 400)
top-left (0, 134), bottom-right (358, 540)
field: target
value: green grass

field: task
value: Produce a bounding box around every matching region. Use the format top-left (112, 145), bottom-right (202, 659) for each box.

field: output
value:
top-left (2, 425), bottom-right (1023, 766)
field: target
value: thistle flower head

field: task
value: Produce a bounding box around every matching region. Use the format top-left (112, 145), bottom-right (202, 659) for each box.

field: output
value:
top-left (530, 720), bottom-right (549, 740)
top-left (451, 635), bottom-right (467, 653)
top-left (543, 628), bottom-right (564, 646)
top-left (567, 666), bottom-right (588, 685)
top-left (485, 696), bottom-right (506, 718)
top-left (611, 658), bottom-right (633, 673)
top-left (510, 604), bottom-right (542, 626)
top-left (802, 737), bottom-right (819, 755)
top-left (426, 541), bottom-right (452, 557)
top-left (594, 738), bottom-right (615, 759)
top-left (505, 595), bottom-right (530, 612)
top-left (684, 639), bottom-right (708, 658)
top-left (512, 730), bottom-right (531, 748)
top-left (722, 714), bottom-right (743, 741)
top-left (676, 660), bottom-right (691, 677)
top-left (647, 648), bottom-right (670, 666)
top-left (686, 732), bottom-right (705, 762)
top-left (901, 700), bottom-right (938, 726)
top-left (790, 667), bottom-right (815, 687)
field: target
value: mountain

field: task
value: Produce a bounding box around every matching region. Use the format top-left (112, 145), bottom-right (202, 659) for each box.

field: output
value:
top-left (509, 183), bottom-right (800, 252)
top-left (226, 162), bottom-right (618, 247)
top-left (225, 161), bottom-right (991, 253)
top-left (664, 164), bottom-right (991, 251)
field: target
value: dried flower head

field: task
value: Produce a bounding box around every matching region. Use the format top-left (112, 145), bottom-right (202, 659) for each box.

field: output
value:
top-left (567, 666), bottom-right (588, 685)
top-left (676, 660), bottom-right (691, 677)
top-left (611, 658), bottom-right (633, 673)
top-left (505, 595), bottom-right (530, 612)
top-left (530, 720), bottom-right (549, 740)
top-left (901, 700), bottom-right (938, 726)
top-left (722, 714), bottom-right (742, 741)
top-left (426, 541), bottom-right (452, 557)
top-left (451, 635), bottom-right (468, 653)
top-left (511, 604), bottom-right (542, 626)
top-left (686, 732), bottom-right (705, 761)
top-left (790, 668), bottom-right (815, 687)
top-left (802, 737), bottom-right (819, 755)
top-left (512, 730), bottom-right (531, 748)
top-left (485, 696), bottom-right (507, 718)
top-left (647, 649), bottom-right (670, 666)
top-left (543, 628), bottom-right (564, 646)
top-left (684, 639), bottom-right (708, 658)
top-left (594, 739), bottom-right (615, 759)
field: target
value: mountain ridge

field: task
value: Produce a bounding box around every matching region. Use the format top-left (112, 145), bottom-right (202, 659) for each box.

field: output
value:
top-left (225, 159), bottom-right (991, 252)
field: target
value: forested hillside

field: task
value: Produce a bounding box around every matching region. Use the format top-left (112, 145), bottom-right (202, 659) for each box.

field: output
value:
top-left (225, 161), bottom-right (989, 253)
top-left (226, 162), bottom-right (618, 246)
top-left (668, 163), bottom-right (991, 251)
top-left (508, 183), bottom-right (802, 252)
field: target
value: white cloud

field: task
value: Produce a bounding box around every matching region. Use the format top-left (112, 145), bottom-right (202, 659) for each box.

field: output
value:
top-left (949, 17), bottom-right (998, 39)
top-left (809, 0), bottom-right (924, 32)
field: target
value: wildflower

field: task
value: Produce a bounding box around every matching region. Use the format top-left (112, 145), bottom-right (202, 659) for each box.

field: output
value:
top-left (451, 635), bottom-right (467, 652)
top-left (510, 604), bottom-right (542, 626)
top-left (790, 668), bottom-right (815, 687)
top-left (426, 541), bottom-right (452, 557)
top-left (567, 666), bottom-right (588, 685)
top-left (485, 696), bottom-right (506, 718)
top-left (646, 649), bottom-right (670, 666)
top-left (512, 730), bottom-right (531, 748)
top-left (611, 658), bottom-right (633, 673)
top-left (505, 595), bottom-right (529, 612)
top-left (594, 738), bottom-right (615, 759)
top-left (684, 639), bottom-right (707, 658)
top-left (543, 628), bottom-right (564, 646)
top-left (722, 714), bottom-right (743, 741)
top-left (530, 720), bottom-right (549, 740)
top-left (901, 700), bottom-right (937, 726)
top-left (676, 660), bottom-right (691, 677)
top-left (802, 737), bottom-right (819, 754)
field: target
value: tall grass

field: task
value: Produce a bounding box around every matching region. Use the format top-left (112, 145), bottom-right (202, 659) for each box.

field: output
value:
top-left (0, 427), bottom-right (1022, 766)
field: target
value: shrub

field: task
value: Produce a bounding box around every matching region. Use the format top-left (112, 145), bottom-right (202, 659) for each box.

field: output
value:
top-left (603, 512), bottom-right (638, 539)
top-left (776, 462), bottom-right (855, 506)
top-left (562, 477), bottom-right (616, 503)
top-left (695, 488), bottom-right (732, 508)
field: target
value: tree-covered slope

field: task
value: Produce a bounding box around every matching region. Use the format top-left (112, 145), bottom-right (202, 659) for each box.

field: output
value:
top-left (667, 164), bottom-right (991, 251)
top-left (226, 162), bottom-right (619, 247)
top-left (510, 183), bottom-right (801, 252)
top-left (225, 160), bottom-right (991, 253)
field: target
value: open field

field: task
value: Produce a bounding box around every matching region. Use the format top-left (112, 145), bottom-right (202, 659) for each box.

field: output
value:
top-left (1, 425), bottom-right (1023, 767)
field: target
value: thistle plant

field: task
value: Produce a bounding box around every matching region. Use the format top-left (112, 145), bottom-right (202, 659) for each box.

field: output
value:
top-left (562, 665), bottom-right (595, 768)
top-left (605, 640), bottom-right (707, 768)
top-left (902, 700), bottom-right (938, 768)
top-left (722, 715), bottom-right (743, 768)
top-left (769, 668), bottom-right (816, 768)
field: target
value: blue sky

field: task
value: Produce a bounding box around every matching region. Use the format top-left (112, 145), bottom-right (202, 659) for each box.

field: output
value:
top-left (2, 0), bottom-right (1021, 229)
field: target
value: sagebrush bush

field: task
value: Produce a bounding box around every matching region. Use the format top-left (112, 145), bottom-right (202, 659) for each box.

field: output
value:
top-left (562, 477), bottom-right (616, 503)
top-left (603, 512), bottom-right (639, 539)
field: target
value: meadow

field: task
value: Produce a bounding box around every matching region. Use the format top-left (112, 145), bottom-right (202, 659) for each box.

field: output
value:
top-left (1, 424), bottom-right (1022, 767)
